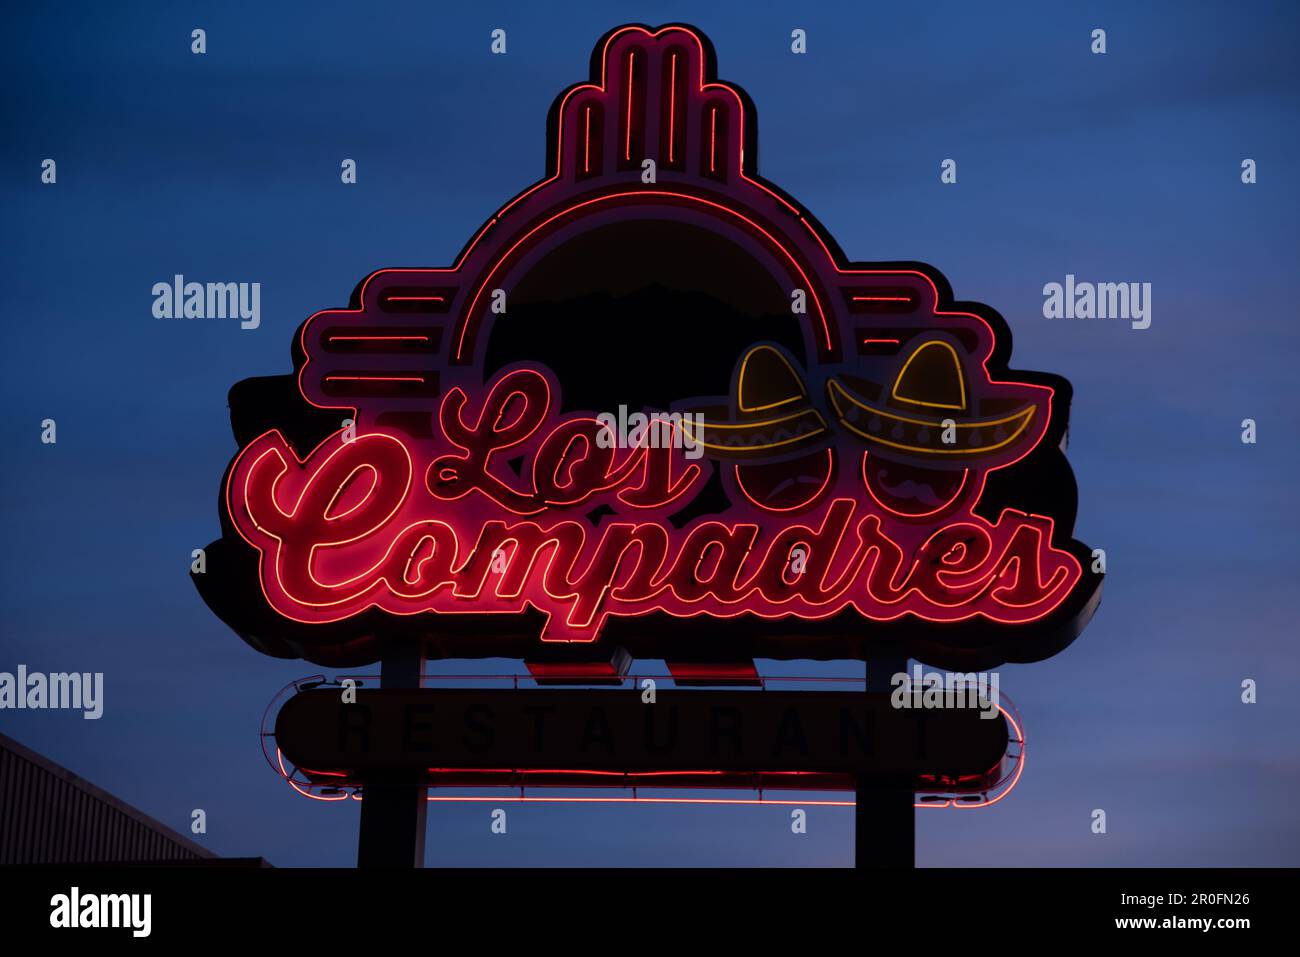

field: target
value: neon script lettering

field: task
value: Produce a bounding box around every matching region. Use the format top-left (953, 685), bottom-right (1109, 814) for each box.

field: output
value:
top-left (226, 368), bottom-right (1080, 642)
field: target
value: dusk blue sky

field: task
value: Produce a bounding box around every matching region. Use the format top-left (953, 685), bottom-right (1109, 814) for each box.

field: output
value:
top-left (3, 1), bottom-right (1298, 866)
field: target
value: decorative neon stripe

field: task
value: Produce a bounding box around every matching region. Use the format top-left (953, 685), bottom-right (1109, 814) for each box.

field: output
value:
top-left (328, 336), bottom-right (431, 343)
top-left (625, 50), bottom-right (635, 161)
top-left (324, 375), bottom-right (426, 383)
top-left (668, 53), bottom-right (677, 163)
top-left (710, 107), bottom-right (717, 172)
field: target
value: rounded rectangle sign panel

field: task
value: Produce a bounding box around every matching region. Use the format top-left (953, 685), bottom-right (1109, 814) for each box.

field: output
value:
top-left (275, 688), bottom-right (1010, 792)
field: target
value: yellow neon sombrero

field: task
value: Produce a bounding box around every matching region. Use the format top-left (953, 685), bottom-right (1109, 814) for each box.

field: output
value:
top-left (680, 345), bottom-right (830, 457)
top-left (827, 339), bottom-right (1037, 459)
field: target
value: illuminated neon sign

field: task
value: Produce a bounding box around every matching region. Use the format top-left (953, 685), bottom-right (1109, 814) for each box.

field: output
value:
top-left (195, 23), bottom-right (1102, 669)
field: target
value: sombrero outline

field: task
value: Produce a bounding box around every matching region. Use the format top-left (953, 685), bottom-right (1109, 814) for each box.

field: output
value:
top-left (680, 344), bottom-right (831, 458)
top-left (826, 337), bottom-right (1041, 463)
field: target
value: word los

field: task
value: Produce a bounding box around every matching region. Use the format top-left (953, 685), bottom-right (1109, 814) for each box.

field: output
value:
top-left (50, 887), bottom-right (150, 938)
top-left (890, 665), bottom-right (1000, 719)
top-left (152, 274), bottom-right (260, 329)
top-left (225, 368), bottom-right (1081, 642)
top-left (1042, 274), bottom-right (1151, 329)
top-left (0, 665), bottom-right (102, 719)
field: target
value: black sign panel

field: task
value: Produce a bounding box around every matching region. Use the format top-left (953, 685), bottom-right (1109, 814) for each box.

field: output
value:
top-left (275, 688), bottom-right (1010, 792)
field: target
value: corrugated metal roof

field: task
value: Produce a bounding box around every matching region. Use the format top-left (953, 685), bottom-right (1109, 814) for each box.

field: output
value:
top-left (0, 731), bottom-right (215, 865)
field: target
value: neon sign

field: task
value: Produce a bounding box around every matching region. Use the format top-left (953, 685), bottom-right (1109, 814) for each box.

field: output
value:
top-left (195, 23), bottom-right (1102, 669)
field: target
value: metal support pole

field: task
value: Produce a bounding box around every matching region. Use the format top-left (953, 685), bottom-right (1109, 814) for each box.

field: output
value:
top-left (357, 640), bottom-right (428, 868)
top-left (858, 656), bottom-right (914, 869)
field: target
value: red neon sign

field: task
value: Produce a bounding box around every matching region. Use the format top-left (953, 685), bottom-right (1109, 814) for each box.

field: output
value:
top-left (227, 367), bottom-right (1077, 642)
top-left (196, 23), bottom-right (1101, 667)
